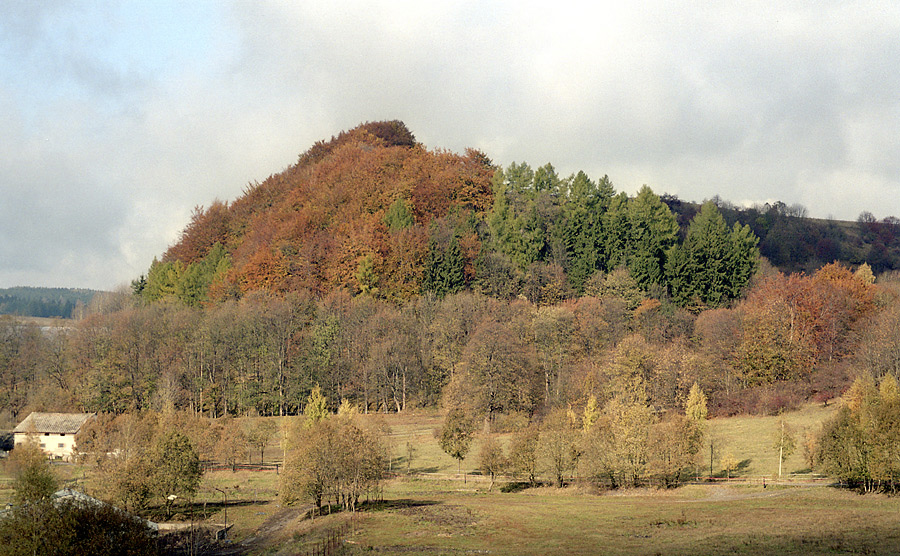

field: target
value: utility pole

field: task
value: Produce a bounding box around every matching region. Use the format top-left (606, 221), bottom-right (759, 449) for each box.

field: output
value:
top-left (214, 487), bottom-right (228, 540)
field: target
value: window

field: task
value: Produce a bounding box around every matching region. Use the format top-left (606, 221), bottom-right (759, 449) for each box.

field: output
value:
top-left (58, 443), bottom-right (65, 449)
top-left (40, 443), bottom-right (46, 448)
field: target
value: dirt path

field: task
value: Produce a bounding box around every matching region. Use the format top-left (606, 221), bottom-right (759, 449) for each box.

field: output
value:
top-left (241, 505), bottom-right (314, 549)
top-left (204, 505), bottom-right (313, 555)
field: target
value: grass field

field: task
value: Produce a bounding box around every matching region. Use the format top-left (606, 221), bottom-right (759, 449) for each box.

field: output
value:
top-left (341, 480), bottom-right (900, 556)
top-left (7, 401), bottom-right (898, 556)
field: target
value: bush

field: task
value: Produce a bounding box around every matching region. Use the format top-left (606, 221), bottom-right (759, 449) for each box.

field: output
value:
top-left (0, 498), bottom-right (156, 556)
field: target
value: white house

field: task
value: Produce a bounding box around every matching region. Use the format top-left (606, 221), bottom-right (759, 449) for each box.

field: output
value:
top-left (13, 412), bottom-right (94, 461)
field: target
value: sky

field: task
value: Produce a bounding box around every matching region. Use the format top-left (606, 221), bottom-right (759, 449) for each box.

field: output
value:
top-left (2, 1), bottom-right (899, 291)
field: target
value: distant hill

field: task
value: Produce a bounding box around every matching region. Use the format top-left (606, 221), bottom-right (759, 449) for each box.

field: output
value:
top-left (661, 196), bottom-right (900, 275)
top-left (0, 287), bottom-right (101, 319)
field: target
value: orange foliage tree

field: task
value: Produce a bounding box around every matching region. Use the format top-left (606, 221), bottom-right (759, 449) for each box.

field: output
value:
top-left (736, 263), bottom-right (875, 385)
top-left (161, 122), bottom-right (494, 300)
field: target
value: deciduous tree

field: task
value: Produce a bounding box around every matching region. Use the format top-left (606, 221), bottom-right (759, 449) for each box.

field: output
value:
top-left (478, 434), bottom-right (507, 491)
top-left (437, 408), bottom-right (476, 478)
top-left (149, 430), bottom-right (202, 517)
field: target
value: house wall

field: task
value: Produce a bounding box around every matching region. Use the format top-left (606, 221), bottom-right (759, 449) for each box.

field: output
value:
top-left (14, 432), bottom-right (77, 461)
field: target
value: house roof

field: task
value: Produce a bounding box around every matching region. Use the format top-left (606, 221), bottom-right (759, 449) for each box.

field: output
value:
top-left (13, 412), bottom-right (94, 435)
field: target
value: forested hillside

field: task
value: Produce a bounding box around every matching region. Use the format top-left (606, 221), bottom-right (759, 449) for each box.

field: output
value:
top-left (133, 121), bottom-right (759, 309)
top-left (0, 287), bottom-right (98, 319)
top-left (2, 121), bottom-right (898, 435)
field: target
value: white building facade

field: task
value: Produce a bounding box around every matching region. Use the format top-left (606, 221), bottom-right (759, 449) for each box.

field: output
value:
top-left (13, 412), bottom-right (94, 461)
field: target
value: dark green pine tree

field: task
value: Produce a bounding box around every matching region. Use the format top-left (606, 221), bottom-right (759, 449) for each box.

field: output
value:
top-left (625, 186), bottom-right (679, 290)
top-left (488, 162), bottom-right (551, 270)
top-left (602, 192), bottom-right (631, 271)
top-left (563, 172), bottom-right (615, 293)
top-left (667, 201), bottom-right (760, 308)
top-left (664, 243), bottom-right (693, 306)
top-left (726, 221), bottom-right (761, 299)
top-left (422, 235), bottom-right (466, 298)
top-left (442, 235), bottom-right (466, 296)
top-left (422, 238), bottom-right (445, 295)
top-left (666, 201), bottom-right (730, 308)
top-left (532, 163), bottom-right (560, 193)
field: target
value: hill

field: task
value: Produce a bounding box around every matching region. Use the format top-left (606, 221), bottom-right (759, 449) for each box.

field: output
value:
top-left (138, 121), bottom-right (758, 306)
top-left (0, 287), bottom-right (99, 319)
top-left (136, 120), bottom-right (493, 303)
top-left (140, 120), bottom-right (898, 308)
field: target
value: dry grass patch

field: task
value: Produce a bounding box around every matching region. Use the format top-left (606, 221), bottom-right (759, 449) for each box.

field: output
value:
top-left (343, 483), bottom-right (900, 556)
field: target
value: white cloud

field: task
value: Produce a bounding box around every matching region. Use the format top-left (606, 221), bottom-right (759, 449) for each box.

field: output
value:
top-left (1, 0), bottom-right (899, 289)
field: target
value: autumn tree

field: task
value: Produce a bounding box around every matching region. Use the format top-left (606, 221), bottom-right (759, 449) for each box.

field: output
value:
top-left (246, 418), bottom-right (277, 463)
top-left (437, 408), bottom-right (476, 479)
top-left (539, 408), bottom-right (579, 487)
top-left (507, 424), bottom-right (540, 486)
top-left (772, 420), bottom-right (797, 478)
top-left (304, 385), bottom-right (330, 426)
top-left (533, 304), bottom-right (576, 407)
top-left (442, 317), bottom-right (542, 420)
top-left (9, 440), bottom-right (57, 504)
top-left (478, 433), bottom-right (507, 491)
top-left (215, 415), bottom-right (247, 469)
top-left (647, 413), bottom-right (703, 487)
top-left (816, 374), bottom-right (900, 492)
top-left (736, 264), bottom-right (874, 386)
top-left (581, 396), bottom-right (655, 488)
top-left (84, 412), bottom-right (158, 512)
top-left (0, 498), bottom-right (157, 556)
top-left (281, 414), bottom-right (386, 510)
top-left (685, 382), bottom-right (708, 424)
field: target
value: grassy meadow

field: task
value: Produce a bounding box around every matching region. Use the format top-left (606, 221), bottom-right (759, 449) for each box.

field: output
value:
top-left (7, 402), bottom-right (900, 555)
top-left (340, 480), bottom-right (900, 556)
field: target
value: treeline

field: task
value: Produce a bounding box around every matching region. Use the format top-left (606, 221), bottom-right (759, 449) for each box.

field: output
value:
top-left (1, 260), bottom-right (890, 430)
top-left (0, 287), bottom-right (99, 319)
top-left (440, 385), bottom-right (707, 492)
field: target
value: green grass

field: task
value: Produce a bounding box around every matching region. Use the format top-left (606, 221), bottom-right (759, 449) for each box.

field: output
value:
top-left (707, 402), bottom-right (837, 478)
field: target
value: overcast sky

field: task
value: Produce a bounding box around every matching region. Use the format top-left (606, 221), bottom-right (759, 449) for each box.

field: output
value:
top-left (2, 1), bottom-right (899, 290)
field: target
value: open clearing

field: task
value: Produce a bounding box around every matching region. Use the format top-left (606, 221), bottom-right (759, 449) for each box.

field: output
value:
top-left (334, 480), bottom-right (900, 556)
